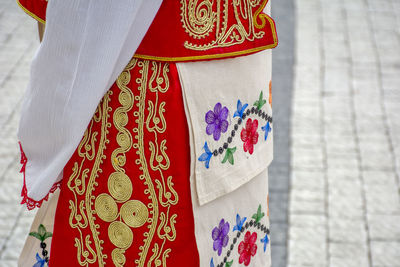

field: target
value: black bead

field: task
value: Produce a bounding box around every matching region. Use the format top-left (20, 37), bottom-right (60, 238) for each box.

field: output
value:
top-left (258, 110), bottom-right (262, 116)
top-left (213, 150), bottom-right (218, 156)
top-left (245, 222), bottom-right (249, 228)
top-left (227, 250), bottom-right (231, 256)
top-left (219, 147), bottom-right (224, 154)
top-left (230, 244), bottom-right (234, 250)
top-left (227, 137), bottom-right (232, 143)
top-left (42, 250), bottom-right (48, 257)
top-left (223, 143), bottom-right (228, 149)
top-left (249, 221), bottom-right (253, 226)
top-left (238, 118), bottom-right (242, 125)
top-left (224, 257), bottom-right (227, 263)
top-left (246, 109), bottom-right (250, 115)
top-left (45, 258), bottom-right (49, 263)
top-left (261, 225), bottom-right (265, 231)
top-left (40, 242), bottom-right (46, 249)
top-left (251, 107), bottom-right (255, 113)
top-left (233, 237), bottom-right (237, 244)
top-left (234, 124), bottom-right (238, 131)
top-left (231, 130), bottom-right (235, 137)
top-left (237, 232), bottom-right (241, 237)
top-left (266, 229), bottom-right (270, 234)
top-left (257, 223), bottom-right (261, 229)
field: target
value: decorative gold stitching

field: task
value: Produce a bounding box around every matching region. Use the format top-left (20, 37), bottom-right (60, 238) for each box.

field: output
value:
top-left (180, 0), bottom-right (270, 50)
top-left (68, 91), bottom-right (112, 266)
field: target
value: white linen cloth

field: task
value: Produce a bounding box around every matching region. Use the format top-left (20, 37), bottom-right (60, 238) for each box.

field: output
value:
top-left (180, 51), bottom-right (273, 267)
top-left (178, 50), bottom-right (273, 206)
top-left (18, 0), bottom-right (162, 204)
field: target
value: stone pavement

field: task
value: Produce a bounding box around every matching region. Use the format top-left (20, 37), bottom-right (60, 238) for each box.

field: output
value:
top-left (288, 0), bottom-right (400, 267)
top-left (1, 0), bottom-right (400, 267)
top-left (0, 1), bottom-right (40, 266)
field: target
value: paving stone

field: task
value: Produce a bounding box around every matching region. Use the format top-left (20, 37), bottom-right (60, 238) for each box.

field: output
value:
top-left (371, 241), bottom-right (400, 266)
top-left (329, 243), bottom-right (369, 267)
top-left (368, 214), bottom-right (400, 241)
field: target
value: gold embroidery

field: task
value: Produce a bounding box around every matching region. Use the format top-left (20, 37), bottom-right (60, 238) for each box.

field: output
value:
top-left (120, 200), bottom-right (149, 228)
top-left (68, 91), bottom-right (112, 266)
top-left (133, 60), bottom-right (178, 267)
top-left (108, 221), bottom-right (134, 249)
top-left (180, 0), bottom-right (270, 50)
top-left (107, 172), bottom-right (132, 202)
top-left (93, 58), bottom-right (151, 266)
top-left (94, 194), bottom-right (119, 222)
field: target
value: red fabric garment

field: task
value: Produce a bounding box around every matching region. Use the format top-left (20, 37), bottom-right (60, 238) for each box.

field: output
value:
top-left (17, 0), bottom-right (277, 62)
top-left (17, 0), bottom-right (46, 24)
top-left (49, 59), bottom-right (199, 266)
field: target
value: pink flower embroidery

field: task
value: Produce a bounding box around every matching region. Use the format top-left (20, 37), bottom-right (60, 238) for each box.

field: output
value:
top-left (238, 231), bottom-right (258, 266)
top-left (240, 119), bottom-right (259, 154)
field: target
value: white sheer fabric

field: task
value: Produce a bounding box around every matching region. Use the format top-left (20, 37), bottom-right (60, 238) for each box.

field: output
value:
top-left (18, 0), bottom-right (162, 204)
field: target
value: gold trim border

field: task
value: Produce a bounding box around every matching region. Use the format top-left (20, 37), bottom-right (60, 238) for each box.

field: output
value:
top-left (16, 0), bottom-right (46, 25)
top-left (134, 16), bottom-right (278, 62)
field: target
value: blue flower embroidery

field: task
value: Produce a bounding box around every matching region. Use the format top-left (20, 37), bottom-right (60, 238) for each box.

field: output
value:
top-left (210, 258), bottom-right (215, 267)
top-left (232, 214), bottom-right (247, 232)
top-left (33, 253), bottom-right (46, 267)
top-left (233, 100), bottom-right (248, 118)
top-left (261, 121), bottom-right (271, 141)
top-left (198, 142), bottom-right (213, 169)
top-left (261, 234), bottom-right (270, 252)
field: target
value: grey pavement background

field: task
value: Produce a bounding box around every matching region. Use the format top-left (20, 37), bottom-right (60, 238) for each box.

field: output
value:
top-left (1, 0), bottom-right (400, 267)
top-left (269, 0), bottom-right (295, 266)
top-left (288, 0), bottom-right (400, 266)
top-left (0, 1), bottom-right (39, 266)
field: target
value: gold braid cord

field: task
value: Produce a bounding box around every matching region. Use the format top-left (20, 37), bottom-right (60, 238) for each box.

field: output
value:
top-left (67, 91), bottom-right (112, 266)
top-left (180, 0), bottom-right (269, 50)
top-left (134, 60), bottom-right (178, 267)
top-left (67, 58), bottom-right (178, 266)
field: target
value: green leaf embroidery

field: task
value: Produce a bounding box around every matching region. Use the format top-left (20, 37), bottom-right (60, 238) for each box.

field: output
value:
top-left (254, 91), bottom-right (267, 110)
top-left (222, 147), bottom-right (237, 165)
top-left (225, 260), bottom-right (233, 267)
top-left (29, 224), bottom-right (53, 242)
top-left (28, 232), bottom-right (42, 241)
top-left (252, 204), bottom-right (265, 224)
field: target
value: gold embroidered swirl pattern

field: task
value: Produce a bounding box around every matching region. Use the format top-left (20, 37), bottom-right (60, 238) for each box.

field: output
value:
top-left (67, 91), bottom-right (112, 266)
top-left (92, 58), bottom-right (150, 267)
top-left (133, 60), bottom-right (178, 267)
top-left (180, 0), bottom-right (269, 50)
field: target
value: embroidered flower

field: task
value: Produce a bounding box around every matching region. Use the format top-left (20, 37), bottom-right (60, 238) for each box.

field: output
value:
top-left (261, 121), bottom-right (271, 141)
top-left (212, 219), bottom-right (230, 256)
top-left (233, 214), bottom-right (247, 232)
top-left (206, 103), bottom-right (229, 141)
top-left (238, 231), bottom-right (258, 266)
top-left (234, 100), bottom-right (248, 118)
top-left (261, 234), bottom-right (270, 252)
top-left (198, 142), bottom-right (213, 169)
top-left (240, 119), bottom-right (259, 154)
top-left (33, 253), bottom-right (46, 267)
top-left (269, 81), bottom-right (272, 105)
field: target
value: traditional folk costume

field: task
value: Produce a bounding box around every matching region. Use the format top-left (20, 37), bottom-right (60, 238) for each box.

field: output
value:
top-left (16, 1), bottom-right (278, 266)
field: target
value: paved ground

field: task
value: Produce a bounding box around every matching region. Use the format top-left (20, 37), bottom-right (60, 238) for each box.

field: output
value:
top-left (0, 1), bottom-right (40, 266)
top-left (269, 0), bottom-right (295, 266)
top-left (288, 0), bottom-right (400, 267)
top-left (1, 0), bottom-right (400, 266)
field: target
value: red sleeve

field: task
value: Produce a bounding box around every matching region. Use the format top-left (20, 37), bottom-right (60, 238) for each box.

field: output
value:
top-left (17, 0), bottom-right (47, 24)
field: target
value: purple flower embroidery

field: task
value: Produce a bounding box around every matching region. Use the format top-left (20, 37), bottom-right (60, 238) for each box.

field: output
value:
top-left (212, 219), bottom-right (230, 256)
top-left (206, 103), bottom-right (229, 141)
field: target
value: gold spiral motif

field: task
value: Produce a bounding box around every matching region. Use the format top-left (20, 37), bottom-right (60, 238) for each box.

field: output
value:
top-left (108, 221), bottom-right (133, 249)
top-left (120, 200), bottom-right (148, 228)
top-left (111, 248), bottom-right (126, 267)
top-left (94, 193), bottom-right (118, 222)
top-left (108, 172), bottom-right (133, 202)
